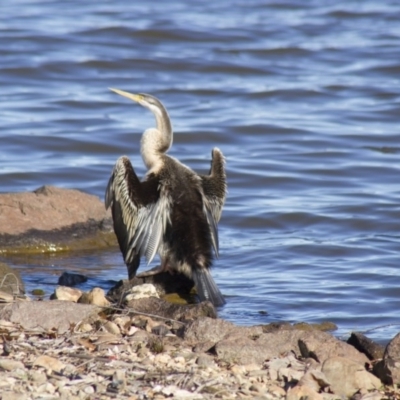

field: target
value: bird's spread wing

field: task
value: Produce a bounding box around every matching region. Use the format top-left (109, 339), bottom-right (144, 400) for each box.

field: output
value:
top-left (200, 148), bottom-right (227, 257)
top-left (105, 156), bottom-right (170, 270)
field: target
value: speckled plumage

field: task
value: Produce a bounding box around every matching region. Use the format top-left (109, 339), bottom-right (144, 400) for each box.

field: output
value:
top-left (105, 90), bottom-right (227, 306)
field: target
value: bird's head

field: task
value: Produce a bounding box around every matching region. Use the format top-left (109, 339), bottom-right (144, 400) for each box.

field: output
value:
top-left (109, 88), bottom-right (165, 120)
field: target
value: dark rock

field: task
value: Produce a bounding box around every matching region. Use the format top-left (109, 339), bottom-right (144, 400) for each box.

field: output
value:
top-left (0, 300), bottom-right (100, 333)
top-left (0, 262), bottom-right (25, 295)
top-left (125, 297), bottom-right (217, 324)
top-left (0, 185), bottom-right (115, 253)
top-left (347, 332), bottom-right (385, 361)
top-left (107, 273), bottom-right (195, 302)
top-left (58, 271), bottom-right (88, 286)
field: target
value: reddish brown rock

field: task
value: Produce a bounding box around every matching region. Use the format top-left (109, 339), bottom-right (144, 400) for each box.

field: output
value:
top-left (0, 185), bottom-right (115, 253)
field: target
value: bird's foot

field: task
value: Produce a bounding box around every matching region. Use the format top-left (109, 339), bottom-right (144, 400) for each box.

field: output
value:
top-left (136, 265), bottom-right (164, 277)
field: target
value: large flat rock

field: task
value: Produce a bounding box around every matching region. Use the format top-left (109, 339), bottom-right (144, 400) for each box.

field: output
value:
top-left (0, 185), bottom-right (116, 253)
top-left (0, 300), bottom-right (101, 333)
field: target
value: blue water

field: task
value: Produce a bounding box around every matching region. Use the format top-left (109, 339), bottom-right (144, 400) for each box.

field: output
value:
top-left (2, 0), bottom-right (400, 344)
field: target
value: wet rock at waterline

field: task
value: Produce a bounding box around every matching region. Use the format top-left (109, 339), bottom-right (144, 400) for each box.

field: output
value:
top-left (0, 185), bottom-right (115, 253)
top-left (57, 271), bottom-right (88, 286)
top-left (347, 331), bottom-right (385, 361)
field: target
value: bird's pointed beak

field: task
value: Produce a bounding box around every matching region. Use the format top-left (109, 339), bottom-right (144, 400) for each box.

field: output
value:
top-left (109, 88), bottom-right (143, 103)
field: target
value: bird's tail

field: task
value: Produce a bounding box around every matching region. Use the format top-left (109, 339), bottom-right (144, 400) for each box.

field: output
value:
top-left (192, 268), bottom-right (226, 307)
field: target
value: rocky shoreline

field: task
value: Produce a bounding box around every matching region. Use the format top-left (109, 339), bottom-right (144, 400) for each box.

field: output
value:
top-left (0, 186), bottom-right (399, 399)
top-left (0, 290), bottom-right (399, 400)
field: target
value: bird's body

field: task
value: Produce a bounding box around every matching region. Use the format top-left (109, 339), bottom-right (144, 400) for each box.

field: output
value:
top-left (105, 89), bottom-right (226, 306)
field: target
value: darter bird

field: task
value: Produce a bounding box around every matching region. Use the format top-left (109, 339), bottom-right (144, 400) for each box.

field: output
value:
top-left (105, 89), bottom-right (227, 306)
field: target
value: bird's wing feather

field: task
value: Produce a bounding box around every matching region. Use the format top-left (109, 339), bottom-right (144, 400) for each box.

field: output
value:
top-left (200, 148), bottom-right (227, 257)
top-left (105, 156), bottom-right (169, 268)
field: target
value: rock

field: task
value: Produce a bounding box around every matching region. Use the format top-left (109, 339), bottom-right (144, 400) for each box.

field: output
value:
top-left (321, 356), bottom-right (381, 397)
top-left (29, 371), bottom-right (47, 384)
top-left (299, 330), bottom-right (369, 365)
top-left (375, 332), bottom-right (400, 384)
top-left (184, 317), bottom-right (239, 343)
top-left (125, 297), bottom-right (217, 322)
top-left (124, 284), bottom-right (160, 300)
top-left (185, 320), bottom-right (370, 367)
top-left (0, 185), bottom-right (115, 253)
top-left (215, 330), bottom-right (308, 365)
top-left (293, 321), bottom-right (338, 332)
top-left (286, 384), bottom-right (324, 400)
top-left (215, 336), bottom-right (273, 365)
top-left (33, 355), bottom-right (66, 373)
top-left (0, 393), bottom-right (30, 400)
top-left (347, 332), bottom-right (385, 361)
top-left (360, 392), bottom-right (385, 400)
top-left (51, 286), bottom-right (83, 302)
top-left (151, 324), bottom-right (170, 336)
top-left (161, 387), bottom-right (203, 399)
top-left (0, 262), bottom-right (25, 295)
top-left (196, 354), bottom-right (216, 368)
top-left (103, 321), bottom-right (121, 335)
top-left (184, 317), bottom-right (265, 348)
top-left (111, 369), bottom-right (126, 391)
top-left (298, 369), bottom-right (330, 392)
top-left (0, 300), bottom-right (100, 333)
top-left (0, 359), bottom-right (25, 371)
top-left (0, 290), bottom-right (16, 303)
top-left (107, 271), bottom-right (196, 302)
top-left (78, 287), bottom-right (110, 307)
top-left (58, 271), bottom-right (88, 286)
top-left (186, 318), bottom-right (357, 366)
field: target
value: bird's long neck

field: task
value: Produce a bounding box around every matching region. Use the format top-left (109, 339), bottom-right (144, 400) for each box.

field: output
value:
top-left (141, 106), bottom-right (173, 171)
top-left (154, 109), bottom-right (172, 153)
